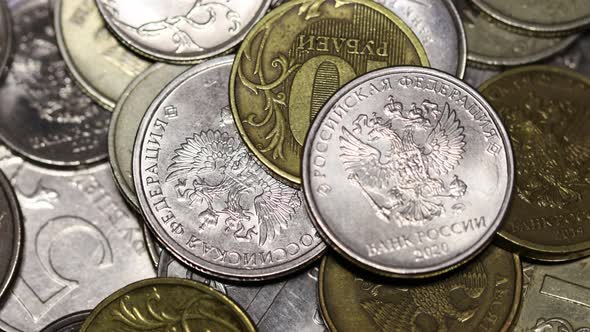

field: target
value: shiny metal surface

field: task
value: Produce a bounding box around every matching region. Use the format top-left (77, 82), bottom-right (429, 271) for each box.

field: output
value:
top-left (376, 0), bottom-right (467, 77)
top-left (303, 66), bottom-right (514, 277)
top-left (0, 150), bottom-right (155, 331)
top-left (0, 169), bottom-right (21, 303)
top-left (0, 0), bottom-right (109, 167)
top-left (40, 311), bottom-right (90, 332)
top-left (143, 223), bottom-right (162, 268)
top-left (54, 0), bottom-right (151, 111)
top-left (455, 0), bottom-right (578, 67)
top-left (0, 0), bottom-right (12, 79)
top-left (108, 63), bottom-right (188, 210)
top-left (133, 56), bottom-right (325, 280)
top-left (513, 257), bottom-right (590, 332)
top-left (95, 0), bottom-right (271, 63)
top-left (158, 251), bottom-right (327, 332)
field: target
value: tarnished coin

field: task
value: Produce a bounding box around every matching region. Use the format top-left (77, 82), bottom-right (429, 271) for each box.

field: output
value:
top-left (231, 0), bottom-right (430, 185)
top-left (0, 0), bottom-right (12, 79)
top-left (471, 0), bottom-right (590, 35)
top-left (303, 66), bottom-right (514, 277)
top-left (95, 0), bottom-right (271, 63)
top-left (479, 66), bottom-right (590, 261)
top-left (109, 63), bottom-right (189, 209)
top-left (80, 278), bottom-right (256, 332)
top-left (455, 0), bottom-right (578, 67)
top-left (512, 257), bottom-right (590, 332)
top-left (134, 56), bottom-right (325, 280)
top-left (270, 0), bottom-right (288, 8)
top-left (40, 311), bottom-right (90, 332)
top-left (0, 152), bottom-right (155, 332)
top-left (158, 251), bottom-right (328, 332)
top-left (0, 170), bottom-right (21, 303)
top-left (376, 0), bottom-right (467, 77)
top-left (320, 246), bottom-right (522, 332)
top-left (0, 0), bottom-right (109, 167)
top-left (54, 0), bottom-right (151, 111)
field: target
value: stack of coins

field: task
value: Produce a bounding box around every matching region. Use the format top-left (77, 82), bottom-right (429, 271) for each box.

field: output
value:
top-left (0, 0), bottom-right (586, 331)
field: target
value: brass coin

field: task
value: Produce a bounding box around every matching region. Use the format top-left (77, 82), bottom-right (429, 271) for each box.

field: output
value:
top-left (479, 66), bottom-right (590, 261)
top-left (80, 278), bottom-right (256, 332)
top-left (55, 0), bottom-right (151, 111)
top-left (231, 0), bottom-right (429, 185)
top-left (319, 246), bottom-right (522, 332)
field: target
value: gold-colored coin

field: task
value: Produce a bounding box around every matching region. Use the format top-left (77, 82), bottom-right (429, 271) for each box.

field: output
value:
top-left (231, 0), bottom-right (430, 185)
top-left (80, 278), bottom-right (256, 332)
top-left (479, 66), bottom-right (590, 261)
top-left (319, 246), bottom-right (522, 332)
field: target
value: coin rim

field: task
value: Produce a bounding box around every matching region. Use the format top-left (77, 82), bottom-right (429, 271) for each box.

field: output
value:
top-left (40, 310), bottom-right (91, 332)
top-left (133, 55), bottom-right (326, 281)
top-left (441, 0), bottom-right (468, 78)
top-left (0, 0), bottom-right (12, 81)
top-left (303, 66), bottom-right (515, 278)
top-left (230, 0), bottom-right (431, 186)
top-left (479, 64), bottom-right (590, 262)
top-left (318, 248), bottom-right (523, 332)
top-left (471, 0), bottom-right (590, 35)
top-left (0, 170), bottom-right (22, 303)
top-left (79, 277), bottom-right (256, 332)
top-left (94, 0), bottom-right (272, 64)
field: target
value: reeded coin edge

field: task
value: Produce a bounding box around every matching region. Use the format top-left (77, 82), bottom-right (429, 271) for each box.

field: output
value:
top-left (302, 66), bottom-right (515, 278)
top-left (471, 0), bottom-right (590, 35)
top-left (479, 65), bottom-right (590, 261)
top-left (442, 0), bottom-right (468, 78)
top-left (230, 0), bottom-right (431, 186)
top-left (94, 0), bottom-right (272, 64)
top-left (0, 170), bottom-right (21, 303)
top-left (79, 278), bottom-right (256, 332)
top-left (133, 55), bottom-right (326, 281)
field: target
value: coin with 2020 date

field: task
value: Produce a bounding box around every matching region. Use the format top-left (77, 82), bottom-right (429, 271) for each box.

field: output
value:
top-left (303, 66), bottom-right (514, 278)
top-left (95, 0), bottom-right (271, 63)
top-left (133, 55), bottom-right (326, 281)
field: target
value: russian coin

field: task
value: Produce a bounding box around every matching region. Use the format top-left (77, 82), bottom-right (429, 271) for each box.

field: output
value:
top-left (143, 223), bottom-right (162, 268)
top-left (108, 63), bottom-right (188, 210)
top-left (40, 311), bottom-right (90, 332)
top-left (0, 0), bottom-right (109, 167)
top-left (455, 0), bottom-right (578, 67)
top-left (479, 66), bottom-right (590, 261)
top-left (134, 55), bottom-right (325, 280)
top-left (159, 251), bottom-right (328, 332)
top-left (376, 0), bottom-right (467, 77)
top-left (471, 0), bottom-right (590, 35)
top-left (512, 257), bottom-right (590, 332)
top-left (95, 0), bottom-right (271, 63)
top-left (0, 0), bottom-right (12, 79)
top-left (80, 278), bottom-right (256, 332)
top-left (320, 246), bottom-right (522, 332)
top-left (0, 170), bottom-right (21, 303)
top-left (231, 0), bottom-right (430, 185)
top-left (0, 151), bottom-right (155, 332)
top-left (303, 66), bottom-right (514, 277)
top-left (270, 0), bottom-right (288, 8)
top-left (54, 0), bottom-right (151, 111)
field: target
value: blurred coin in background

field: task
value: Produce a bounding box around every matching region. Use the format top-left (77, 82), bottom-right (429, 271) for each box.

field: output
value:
top-left (40, 311), bottom-right (90, 332)
top-left (0, 0), bottom-right (12, 80)
top-left (0, 169), bottom-right (21, 304)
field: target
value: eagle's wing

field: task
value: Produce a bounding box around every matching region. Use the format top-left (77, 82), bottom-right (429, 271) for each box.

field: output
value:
top-left (360, 295), bottom-right (415, 332)
top-left (166, 130), bottom-right (237, 182)
top-left (566, 141), bottom-right (590, 174)
top-left (448, 260), bottom-right (488, 299)
top-left (254, 173), bottom-right (301, 246)
top-left (422, 103), bottom-right (466, 177)
top-left (339, 127), bottom-right (396, 189)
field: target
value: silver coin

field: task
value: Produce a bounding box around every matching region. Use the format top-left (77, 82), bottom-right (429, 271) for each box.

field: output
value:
top-left (0, 151), bottom-right (155, 331)
top-left (142, 223), bottom-right (162, 268)
top-left (95, 0), bottom-right (271, 63)
top-left (0, 0), bottom-right (109, 167)
top-left (0, 169), bottom-right (21, 303)
top-left (40, 311), bottom-right (90, 332)
top-left (471, 0), bottom-right (590, 35)
top-left (108, 63), bottom-right (189, 210)
top-left (375, 0), bottom-right (467, 77)
top-left (158, 250), bottom-right (327, 332)
top-left (133, 55), bottom-right (326, 280)
top-left (0, 0), bottom-right (12, 79)
top-left (455, 0), bottom-right (579, 67)
top-left (303, 66), bottom-right (514, 278)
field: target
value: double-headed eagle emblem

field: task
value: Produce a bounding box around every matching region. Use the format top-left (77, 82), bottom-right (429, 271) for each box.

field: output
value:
top-left (166, 130), bottom-right (301, 246)
top-left (339, 97), bottom-right (468, 226)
